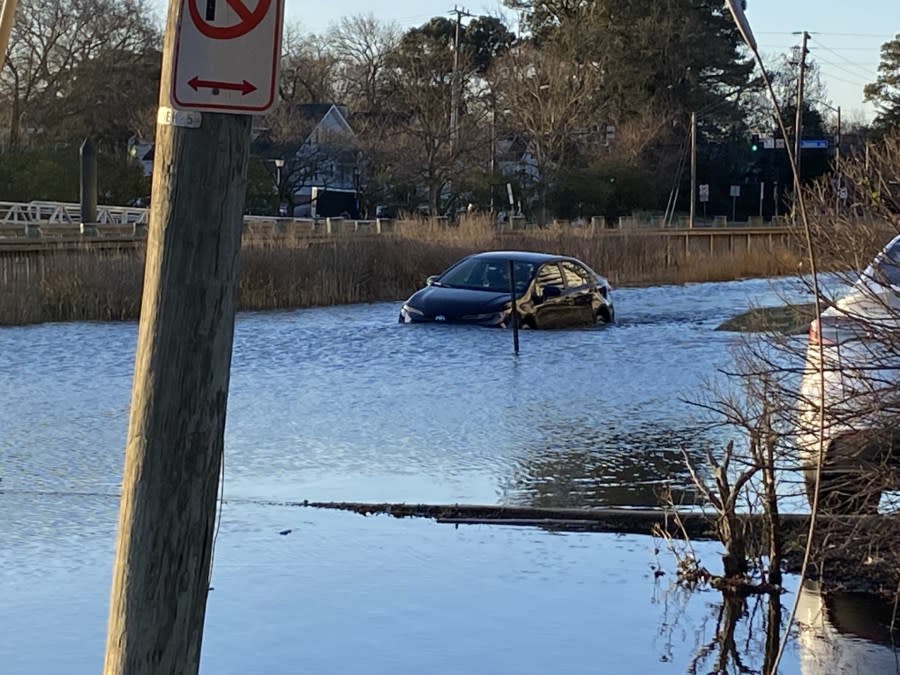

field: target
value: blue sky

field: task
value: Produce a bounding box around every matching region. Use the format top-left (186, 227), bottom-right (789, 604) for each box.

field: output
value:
top-left (160, 0), bottom-right (900, 123)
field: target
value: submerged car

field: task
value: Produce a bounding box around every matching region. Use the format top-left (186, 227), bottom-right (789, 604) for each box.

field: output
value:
top-left (797, 233), bottom-right (900, 513)
top-left (398, 251), bottom-right (614, 329)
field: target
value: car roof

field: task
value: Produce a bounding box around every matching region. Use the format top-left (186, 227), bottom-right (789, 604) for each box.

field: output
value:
top-left (470, 251), bottom-right (575, 264)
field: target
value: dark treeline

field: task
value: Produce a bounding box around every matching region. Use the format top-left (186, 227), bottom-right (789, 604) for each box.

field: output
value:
top-left (1, 0), bottom-right (897, 221)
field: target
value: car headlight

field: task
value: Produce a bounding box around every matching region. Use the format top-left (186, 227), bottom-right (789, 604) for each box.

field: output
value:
top-left (400, 304), bottom-right (424, 323)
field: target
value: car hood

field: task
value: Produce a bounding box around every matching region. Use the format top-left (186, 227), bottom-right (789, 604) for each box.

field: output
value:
top-left (828, 278), bottom-right (900, 325)
top-left (406, 285), bottom-right (512, 317)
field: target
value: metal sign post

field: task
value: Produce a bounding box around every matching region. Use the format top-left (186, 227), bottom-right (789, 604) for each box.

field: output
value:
top-left (730, 185), bottom-right (741, 223)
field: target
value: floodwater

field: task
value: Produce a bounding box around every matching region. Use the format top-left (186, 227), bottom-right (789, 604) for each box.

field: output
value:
top-left (2, 276), bottom-right (898, 674)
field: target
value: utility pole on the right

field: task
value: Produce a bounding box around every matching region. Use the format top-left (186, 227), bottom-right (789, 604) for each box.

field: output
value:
top-left (793, 30), bottom-right (810, 221)
top-left (449, 5), bottom-right (472, 153)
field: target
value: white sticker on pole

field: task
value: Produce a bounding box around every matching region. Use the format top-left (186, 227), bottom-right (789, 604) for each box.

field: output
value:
top-left (171, 0), bottom-right (284, 114)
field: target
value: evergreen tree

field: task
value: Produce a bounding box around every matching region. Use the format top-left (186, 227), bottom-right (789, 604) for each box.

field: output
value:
top-left (864, 34), bottom-right (900, 132)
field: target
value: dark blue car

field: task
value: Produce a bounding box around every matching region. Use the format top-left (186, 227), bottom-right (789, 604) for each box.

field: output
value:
top-left (399, 251), bottom-right (614, 329)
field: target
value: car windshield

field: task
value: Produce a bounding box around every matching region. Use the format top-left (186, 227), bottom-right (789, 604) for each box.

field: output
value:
top-left (864, 237), bottom-right (900, 287)
top-left (439, 258), bottom-right (535, 293)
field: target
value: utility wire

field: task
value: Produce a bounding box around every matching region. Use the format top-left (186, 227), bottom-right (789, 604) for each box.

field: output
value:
top-left (724, 6), bottom-right (826, 674)
top-left (814, 40), bottom-right (881, 80)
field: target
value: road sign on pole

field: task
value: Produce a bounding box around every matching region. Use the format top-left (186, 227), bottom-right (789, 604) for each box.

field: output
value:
top-left (799, 139), bottom-right (829, 149)
top-left (171, 0), bottom-right (284, 113)
top-left (698, 184), bottom-right (709, 203)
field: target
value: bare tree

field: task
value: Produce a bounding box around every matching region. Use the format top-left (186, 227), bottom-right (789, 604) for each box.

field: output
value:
top-left (1, 0), bottom-right (160, 150)
top-left (278, 22), bottom-right (339, 104)
top-left (328, 13), bottom-right (400, 113)
top-left (488, 43), bottom-right (601, 223)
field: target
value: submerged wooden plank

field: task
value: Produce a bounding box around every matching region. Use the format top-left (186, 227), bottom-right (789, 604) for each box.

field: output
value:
top-left (300, 501), bottom-right (900, 596)
top-left (299, 500), bottom-right (814, 539)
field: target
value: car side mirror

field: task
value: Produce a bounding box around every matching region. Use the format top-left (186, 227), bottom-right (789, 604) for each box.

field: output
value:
top-left (426, 275), bottom-right (440, 286)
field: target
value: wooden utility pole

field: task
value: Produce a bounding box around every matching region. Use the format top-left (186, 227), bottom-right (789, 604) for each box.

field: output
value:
top-left (449, 6), bottom-right (472, 153)
top-left (101, 0), bottom-right (282, 669)
top-left (689, 111), bottom-right (697, 229)
top-left (793, 31), bottom-right (810, 199)
top-left (834, 104), bottom-right (842, 213)
top-left (0, 0), bottom-right (20, 73)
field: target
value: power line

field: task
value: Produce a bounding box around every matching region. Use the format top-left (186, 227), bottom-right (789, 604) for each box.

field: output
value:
top-left (807, 31), bottom-right (894, 39)
top-left (815, 61), bottom-right (873, 86)
top-left (814, 56), bottom-right (875, 81)
top-left (814, 39), bottom-right (880, 79)
top-left (758, 30), bottom-right (894, 39)
top-left (817, 69), bottom-right (872, 88)
top-left (760, 44), bottom-right (885, 51)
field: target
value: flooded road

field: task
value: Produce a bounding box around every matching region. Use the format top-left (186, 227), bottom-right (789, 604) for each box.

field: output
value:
top-left (2, 275), bottom-right (897, 673)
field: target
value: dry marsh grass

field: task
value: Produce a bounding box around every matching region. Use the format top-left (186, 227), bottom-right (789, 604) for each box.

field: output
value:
top-left (0, 215), bottom-right (804, 325)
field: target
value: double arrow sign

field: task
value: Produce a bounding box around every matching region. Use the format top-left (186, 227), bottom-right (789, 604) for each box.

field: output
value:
top-left (188, 76), bottom-right (256, 95)
top-left (171, 0), bottom-right (283, 114)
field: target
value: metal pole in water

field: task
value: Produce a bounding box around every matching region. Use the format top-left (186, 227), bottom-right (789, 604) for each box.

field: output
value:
top-left (508, 259), bottom-right (519, 355)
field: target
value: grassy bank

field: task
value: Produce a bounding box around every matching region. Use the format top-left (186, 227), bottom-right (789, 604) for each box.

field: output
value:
top-left (0, 217), bottom-right (805, 326)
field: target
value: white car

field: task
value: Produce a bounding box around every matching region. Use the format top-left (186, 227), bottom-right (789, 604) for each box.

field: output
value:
top-left (797, 233), bottom-right (900, 513)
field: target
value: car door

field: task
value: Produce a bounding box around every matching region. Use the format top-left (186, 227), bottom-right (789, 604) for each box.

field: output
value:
top-left (532, 262), bottom-right (568, 328)
top-left (559, 260), bottom-right (597, 326)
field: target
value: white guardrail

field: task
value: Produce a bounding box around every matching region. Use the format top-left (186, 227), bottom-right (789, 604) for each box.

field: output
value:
top-left (0, 200), bottom-right (391, 239)
top-left (0, 200), bottom-right (149, 226)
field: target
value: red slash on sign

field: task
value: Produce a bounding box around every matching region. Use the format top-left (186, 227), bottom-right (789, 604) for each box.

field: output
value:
top-left (188, 0), bottom-right (271, 39)
top-left (188, 76), bottom-right (257, 95)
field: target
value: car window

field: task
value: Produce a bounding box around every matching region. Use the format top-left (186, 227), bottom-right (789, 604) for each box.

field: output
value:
top-left (439, 258), bottom-right (484, 288)
top-left (535, 263), bottom-right (564, 291)
top-left (479, 262), bottom-right (510, 291)
top-left (869, 242), bottom-right (900, 287)
top-left (511, 262), bottom-right (535, 293)
top-left (560, 261), bottom-right (593, 288)
top-left (439, 258), bottom-right (535, 293)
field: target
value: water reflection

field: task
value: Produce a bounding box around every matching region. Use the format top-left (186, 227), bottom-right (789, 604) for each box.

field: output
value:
top-left (501, 422), bottom-right (713, 508)
top-left (656, 584), bottom-right (784, 674)
top-left (658, 579), bottom-right (900, 675)
top-left (796, 581), bottom-right (900, 674)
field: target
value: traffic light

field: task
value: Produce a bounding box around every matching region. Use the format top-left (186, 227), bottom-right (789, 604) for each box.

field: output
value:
top-left (751, 134), bottom-right (759, 152)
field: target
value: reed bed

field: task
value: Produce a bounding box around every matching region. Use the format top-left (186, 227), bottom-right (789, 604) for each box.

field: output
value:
top-left (0, 215), bottom-right (804, 326)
